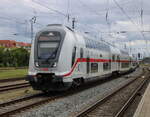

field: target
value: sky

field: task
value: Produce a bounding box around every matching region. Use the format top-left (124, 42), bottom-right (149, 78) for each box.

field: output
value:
top-left (0, 0), bottom-right (150, 57)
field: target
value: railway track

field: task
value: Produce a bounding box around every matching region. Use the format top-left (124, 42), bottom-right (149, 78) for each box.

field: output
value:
top-left (0, 74), bottom-right (128, 116)
top-left (114, 78), bottom-right (149, 117)
top-left (0, 68), bottom-right (144, 117)
top-left (0, 82), bottom-right (30, 92)
top-left (74, 68), bottom-right (150, 117)
top-left (0, 93), bottom-right (45, 116)
top-left (0, 90), bottom-right (78, 117)
top-left (0, 77), bottom-right (25, 83)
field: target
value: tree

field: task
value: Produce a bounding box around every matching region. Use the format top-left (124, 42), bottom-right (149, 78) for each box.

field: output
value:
top-left (3, 49), bottom-right (12, 67)
top-left (0, 47), bottom-right (5, 67)
top-left (11, 48), bottom-right (30, 67)
top-left (0, 47), bottom-right (30, 67)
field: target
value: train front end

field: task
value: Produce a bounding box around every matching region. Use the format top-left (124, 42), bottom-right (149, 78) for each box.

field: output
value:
top-left (27, 25), bottom-right (71, 92)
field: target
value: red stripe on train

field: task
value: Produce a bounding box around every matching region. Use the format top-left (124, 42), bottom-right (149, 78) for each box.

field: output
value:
top-left (63, 58), bottom-right (131, 77)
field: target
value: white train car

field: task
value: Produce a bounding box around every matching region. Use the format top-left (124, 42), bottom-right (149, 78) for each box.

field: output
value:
top-left (27, 24), bottom-right (136, 92)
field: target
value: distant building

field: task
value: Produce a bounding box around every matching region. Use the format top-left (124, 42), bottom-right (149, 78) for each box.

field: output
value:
top-left (0, 40), bottom-right (31, 50)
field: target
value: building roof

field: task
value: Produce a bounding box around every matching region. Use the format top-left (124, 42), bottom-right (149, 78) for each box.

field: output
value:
top-left (0, 40), bottom-right (31, 48)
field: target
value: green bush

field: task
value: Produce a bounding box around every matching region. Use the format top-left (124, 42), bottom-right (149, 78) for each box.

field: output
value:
top-left (0, 47), bottom-right (30, 67)
top-left (0, 47), bottom-right (5, 67)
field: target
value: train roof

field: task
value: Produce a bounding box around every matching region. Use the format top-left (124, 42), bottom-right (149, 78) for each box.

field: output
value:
top-left (109, 46), bottom-right (120, 54)
top-left (120, 50), bottom-right (129, 55)
top-left (41, 24), bottom-right (129, 56)
top-left (47, 24), bottom-right (74, 32)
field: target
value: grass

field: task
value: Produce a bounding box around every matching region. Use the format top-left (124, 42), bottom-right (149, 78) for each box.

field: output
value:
top-left (0, 88), bottom-right (39, 103)
top-left (140, 63), bottom-right (150, 67)
top-left (0, 68), bottom-right (28, 80)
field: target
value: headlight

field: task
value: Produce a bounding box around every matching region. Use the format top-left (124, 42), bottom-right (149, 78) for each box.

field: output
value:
top-left (51, 62), bottom-right (57, 67)
top-left (35, 62), bottom-right (39, 67)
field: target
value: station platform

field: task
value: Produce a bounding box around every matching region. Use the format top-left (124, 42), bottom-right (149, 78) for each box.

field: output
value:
top-left (133, 82), bottom-right (150, 117)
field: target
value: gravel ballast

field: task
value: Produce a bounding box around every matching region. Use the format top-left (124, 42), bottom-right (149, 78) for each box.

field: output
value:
top-left (19, 68), bottom-right (143, 117)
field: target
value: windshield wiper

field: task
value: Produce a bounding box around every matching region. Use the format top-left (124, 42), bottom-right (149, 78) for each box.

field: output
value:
top-left (45, 50), bottom-right (57, 62)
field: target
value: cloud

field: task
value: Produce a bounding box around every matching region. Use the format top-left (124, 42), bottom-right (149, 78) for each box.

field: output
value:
top-left (0, 0), bottom-right (149, 56)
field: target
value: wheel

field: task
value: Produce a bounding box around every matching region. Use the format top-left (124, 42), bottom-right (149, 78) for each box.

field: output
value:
top-left (42, 90), bottom-right (49, 93)
top-left (73, 78), bottom-right (84, 87)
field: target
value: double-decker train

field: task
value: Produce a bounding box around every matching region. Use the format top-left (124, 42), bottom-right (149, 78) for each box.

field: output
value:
top-left (27, 24), bottom-right (137, 92)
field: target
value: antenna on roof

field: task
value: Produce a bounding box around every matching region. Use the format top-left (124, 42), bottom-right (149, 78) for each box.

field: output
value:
top-left (72, 18), bottom-right (76, 29)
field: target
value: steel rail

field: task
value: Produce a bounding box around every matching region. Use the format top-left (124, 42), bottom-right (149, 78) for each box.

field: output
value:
top-left (0, 89), bottom-right (84, 117)
top-left (0, 93), bottom-right (43, 107)
top-left (0, 75), bottom-right (124, 117)
top-left (0, 93), bottom-right (50, 117)
top-left (75, 70), bottom-right (147, 117)
top-left (0, 95), bottom-right (60, 117)
top-left (0, 82), bottom-right (29, 88)
top-left (114, 72), bottom-right (150, 117)
top-left (0, 77), bottom-right (25, 83)
top-left (0, 68), bottom-right (143, 117)
top-left (0, 83), bottom-right (30, 92)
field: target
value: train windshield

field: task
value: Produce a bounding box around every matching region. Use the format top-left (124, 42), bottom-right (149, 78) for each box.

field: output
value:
top-left (37, 31), bottom-right (61, 60)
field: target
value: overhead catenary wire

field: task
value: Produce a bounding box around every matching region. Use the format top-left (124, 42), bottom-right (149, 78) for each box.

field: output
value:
top-left (32, 0), bottom-right (102, 34)
top-left (113, 0), bottom-right (146, 40)
top-left (79, 0), bottom-right (118, 44)
top-left (113, 0), bottom-right (150, 56)
top-left (0, 16), bottom-right (26, 24)
top-left (78, 0), bottom-right (103, 16)
top-left (78, 0), bottom-right (134, 17)
top-left (67, 0), bottom-right (70, 22)
top-left (0, 15), bottom-right (44, 28)
top-left (76, 22), bottom-right (116, 47)
top-left (31, 1), bottom-right (115, 46)
top-left (32, 0), bottom-right (67, 17)
top-left (2, 0), bottom-right (147, 47)
top-left (32, 0), bottom-right (76, 28)
top-left (78, 0), bottom-right (111, 32)
top-left (140, 0), bottom-right (144, 28)
top-left (105, 0), bottom-right (111, 34)
top-left (31, 0), bottom-right (120, 40)
top-left (28, 1), bottom-right (84, 33)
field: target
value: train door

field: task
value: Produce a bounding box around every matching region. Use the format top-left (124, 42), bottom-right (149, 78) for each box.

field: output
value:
top-left (130, 57), bottom-right (132, 68)
top-left (86, 57), bottom-right (90, 74)
top-left (79, 48), bottom-right (84, 74)
top-left (114, 55), bottom-right (118, 71)
top-left (72, 46), bottom-right (76, 67)
top-left (112, 54), bottom-right (115, 71)
top-left (117, 55), bottom-right (120, 71)
top-left (109, 54), bottom-right (112, 71)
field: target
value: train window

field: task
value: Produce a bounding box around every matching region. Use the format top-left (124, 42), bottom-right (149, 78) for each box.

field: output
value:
top-left (80, 48), bottom-right (83, 58)
top-left (112, 55), bottom-right (115, 61)
top-left (117, 55), bottom-right (120, 66)
top-left (93, 41), bottom-right (96, 49)
top-left (121, 62), bottom-right (129, 68)
top-left (39, 42), bottom-right (58, 48)
top-left (103, 62), bottom-right (111, 71)
top-left (117, 55), bottom-right (120, 62)
top-left (133, 62), bottom-right (136, 66)
top-left (86, 57), bottom-right (90, 74)
top-left (85, 38), bottom-right (110, 52)
top-left (85, 39), bottom-right (90, 48)
top-left (130, 57), bottom-right (132, 64)
top-left (91, 63), bottom-right (98, 73)
top-left (72, 47), bottom-right (76, 67)
top-left (89, 39), bottom-right (93, 48)
top-left (39, 32), bottom-right (60, 41)
top-left (38, 42), bottom-right (59, 59)
top-left (37, 31), bottom-right (61, 60)
top-left (100, 54), bottom-right (103, 57)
